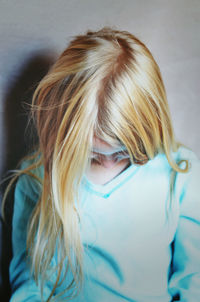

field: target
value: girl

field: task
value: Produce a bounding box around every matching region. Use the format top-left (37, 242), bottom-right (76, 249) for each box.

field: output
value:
top-left (5, 27), bottom-right (200, 301)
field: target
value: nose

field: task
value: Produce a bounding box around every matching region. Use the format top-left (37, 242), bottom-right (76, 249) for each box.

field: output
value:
top-left (101, 158), bottom-right (117, 168)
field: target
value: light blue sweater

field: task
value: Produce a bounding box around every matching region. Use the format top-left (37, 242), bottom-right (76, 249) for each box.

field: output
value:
top-left (9, 146), bottom-right (200, 301)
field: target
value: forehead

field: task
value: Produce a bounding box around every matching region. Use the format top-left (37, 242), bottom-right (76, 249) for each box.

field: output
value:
top-left (92, 137), bottom-right (123, 153)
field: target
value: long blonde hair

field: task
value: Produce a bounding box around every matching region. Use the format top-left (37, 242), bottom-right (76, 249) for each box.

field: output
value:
top-left (3, 27), bottom-right (189, 301)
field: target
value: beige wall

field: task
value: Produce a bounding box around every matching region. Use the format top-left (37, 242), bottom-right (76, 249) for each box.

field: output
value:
top-left (1, 0), bottom-right (200, 178)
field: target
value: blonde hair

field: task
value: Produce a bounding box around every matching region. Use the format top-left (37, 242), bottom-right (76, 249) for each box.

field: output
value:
top-left (2, 27), bottom-right (189, 301)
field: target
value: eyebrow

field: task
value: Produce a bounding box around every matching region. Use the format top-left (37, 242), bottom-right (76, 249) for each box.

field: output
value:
top-left (91, 146), bottom-right (127, 155)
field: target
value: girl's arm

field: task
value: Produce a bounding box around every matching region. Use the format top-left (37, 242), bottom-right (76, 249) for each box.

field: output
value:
top-left (9, 164), bottom-right (54, 302)
top-left (169, 156), bottom-right (200, 302)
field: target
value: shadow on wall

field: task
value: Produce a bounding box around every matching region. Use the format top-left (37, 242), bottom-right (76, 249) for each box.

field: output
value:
top-left (0, 51), bottom-right (55, 301)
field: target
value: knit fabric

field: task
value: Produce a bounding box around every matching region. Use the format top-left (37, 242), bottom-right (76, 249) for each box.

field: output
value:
top-left (9, 146), bottom-right (200, 301)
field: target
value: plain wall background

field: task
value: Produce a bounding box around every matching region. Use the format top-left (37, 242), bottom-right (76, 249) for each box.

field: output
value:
top-left (0, 0), bottom-right (200, 300)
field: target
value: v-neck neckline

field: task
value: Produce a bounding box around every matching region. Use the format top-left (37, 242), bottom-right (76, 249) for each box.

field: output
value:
top-left (83, 163), bottom-right (141, 198)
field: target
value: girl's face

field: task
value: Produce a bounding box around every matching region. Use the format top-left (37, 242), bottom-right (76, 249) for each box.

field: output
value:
top-left (90, 137), bottom-right (130, 169)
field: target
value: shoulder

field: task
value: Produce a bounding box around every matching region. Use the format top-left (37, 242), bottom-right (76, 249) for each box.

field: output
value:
top-left (142, 146), bottom-right (199, 177)
top-left (173, 145), bottom-right (199, 163)
top-left (15, 153), bottom-right (44, 203)
top-left (172, 146), bottom-right (200, 214)
top-left (173, 145), bottom-right (200, 181)
top-left (149, 145), bottom-right (200, 200)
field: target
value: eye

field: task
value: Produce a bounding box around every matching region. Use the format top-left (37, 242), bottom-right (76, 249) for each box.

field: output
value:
top-left (114, 151), bottom-right (130, 162)
top-left (91, 159), bottom-right (101, 165)
top-left (90, 153), bottom-right (101, 165)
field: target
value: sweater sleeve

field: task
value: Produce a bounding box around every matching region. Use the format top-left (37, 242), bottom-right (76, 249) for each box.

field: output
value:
top-left (9, 163), bottom-right (53, 302)
top-left (168, 154), bottom-right (200, 302)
